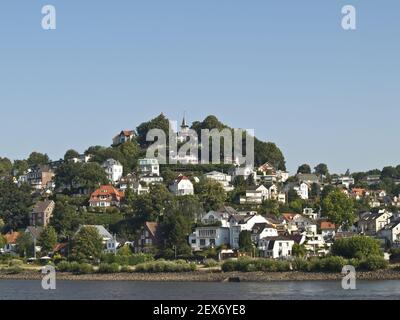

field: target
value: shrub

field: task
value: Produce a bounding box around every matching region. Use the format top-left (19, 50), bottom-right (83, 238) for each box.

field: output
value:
top-left (6, 266), bottom-right (23, 274)
top-left (68, 262), bottom-right (81, 274)
top-left (322, 256), bottom-right (347, 273)
top-left (203, 259), bottom-right (219, 268)
top-left (57, 261), bottom-right (71, 272)
top-left (8, 259), bottom-right (23, 267)
top-left (77, 263), bottom-right (93, 274)
top-left (292, 258), bottom-right (311, 272)
top-left (135, 261), bottom-right (196, 273)
top-left (98, 263), bottom-right (120, 274)
top-left (359, 255), bottom-right (388, 271)
top-left (331, 236), bottom-right (383, 259)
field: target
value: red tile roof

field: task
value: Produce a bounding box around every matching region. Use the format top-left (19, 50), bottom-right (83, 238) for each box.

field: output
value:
top-left (4, 232), bottom-right (21, 245)
top-left (89, 185), bottom-right (124, 203)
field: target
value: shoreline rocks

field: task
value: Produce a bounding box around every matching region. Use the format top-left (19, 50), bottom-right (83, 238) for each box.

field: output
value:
top-left (1, 269), bottom-right (400, 282)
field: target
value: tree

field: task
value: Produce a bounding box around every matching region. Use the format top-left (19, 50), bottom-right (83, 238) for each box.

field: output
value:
top-left (13, 160), bottom-right (29, 178)
top-left (50, 201), bottom-right (83, 239)
top-left (0, 234), bottom-right (5, 248)
top-left (0, 178), bottom-right (32, 232)
top-left (195, 178), bottom-right (227, 212)
top-left (239, 231), bottom-right (253, 252)
top-left (331, 236), bottom-right (382, 259)
top-left (297, 164), bottom-right (312, 174)
top-left (136, 113), bottom-right (170, 148)
top-left (16, 233), bottom-right (34, 258)
top-left (64, 149), bottom-right (80, 161)
top-left (27, 152), bottom-right (50, 167)
top-left (259, 199), bottom-right (280, 216)
top-left (0, 157), bottom-right (12, 177)
top-left (314, 163), bottom-right (329, 177)
top-left (381, 166), bottom-right (397, 179)
top-left (72, 226), bottom-right (104, 262)
top-left (292, 244), bottom-right (307, 258)
top-left (322, 189), bottom-right (355, 229)
top-left (38, 226), bottom-right (58, 253)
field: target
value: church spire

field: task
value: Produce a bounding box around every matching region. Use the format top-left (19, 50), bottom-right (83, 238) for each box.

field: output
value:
top-left (181, 112), bottom-right (189, 129)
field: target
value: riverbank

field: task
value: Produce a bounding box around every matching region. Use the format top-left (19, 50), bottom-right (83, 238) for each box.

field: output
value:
top-left (1, 268), bottom-right (400, 282)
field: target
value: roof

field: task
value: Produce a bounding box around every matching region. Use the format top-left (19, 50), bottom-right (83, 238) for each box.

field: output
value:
top-left (78, 225), bottom-right (113, 239)
top-left (25, 226), bottom-right (43, 240)
top-left (90, 185), bottom-right (124, 201)
top-left (32, 200), bottom-right (55, 214)
top-left (282, 213), bottom-right (298, 222)
top-left (53, 242), bottom-right (68, 252)
top-left (252, 223), bottom-right (276, 234)
top-left (319, 221), bottom-right (336, 230)
top-left (382, 220), bottom-right (400, 231)
top-left (145, 222), bottom-right (159, 238)
top-left (359, 211), bottom-right (389, 222)
top-left (4, 232), bottom-right (21, 245)
top-left (296, 173), bottom-right (320, 183)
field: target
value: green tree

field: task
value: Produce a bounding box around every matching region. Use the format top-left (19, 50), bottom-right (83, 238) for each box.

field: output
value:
top-left (259, 199), bottom-right (280, 216)
top-left (12, 160), bottom-right (29, 178)
top-left (0, 157), bottom-right (12, 177)
top-left (136, 113), bottom-right (170, 148)
top-left (38, 226), bottom-right (58, 253)
top-left (27, 152), bottom-right (50, 167)
top-left (292, 244), bottom-right (307, 258)
top-left (314, 163), bottom-right (329, 176)
top-left (297, 164), bottom-right (312, 174)
top-left (64, 149), bottom-right (80, 161)
top-left (72, 226), bottom-right (104, 262)
top-left (50, 201), bottom-right (83, 239)
top-left (239, 231), bottom-right (253, 252)
top-left (195, 178), bottom-right (227, 212)
top-left (0, 178), bottom-right (32, 231)
top-left (322, 189), bottom-right (355, 229)
top-left (16, 233), bottom-right (34, 258)
top-left (331, 236), bottom-right (382, 259)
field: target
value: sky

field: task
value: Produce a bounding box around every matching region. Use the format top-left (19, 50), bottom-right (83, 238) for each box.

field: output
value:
top-left (0, 1), bottom-right (399, 174)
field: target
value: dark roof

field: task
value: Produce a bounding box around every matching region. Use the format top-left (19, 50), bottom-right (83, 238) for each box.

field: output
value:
top-left (360, 211), bottom-right (388, 222)
top-left (252, 223), bottom-right (276, 234)
top-left (382, 220), bottom-right (400, 230)
top-left (25, 226), bottom-right (43, 240)
top-left (32, 200), bottom-right (54, 214)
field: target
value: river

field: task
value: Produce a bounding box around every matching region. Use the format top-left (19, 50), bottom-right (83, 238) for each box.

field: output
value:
top-left (1, 280), bottom-right (400, 300)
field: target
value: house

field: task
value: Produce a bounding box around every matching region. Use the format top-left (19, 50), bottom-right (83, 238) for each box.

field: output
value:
top-left (3, 232), bottom-right (21, 254)
top-left (303, 207), bottom-right (319, 220)
top-left (379, 220), bottom-right (400, 246)
top-left (203, 171), bottom-right (233, 192)
top-left (231, 164), bottom-right (254, 179)
top-left (296, 173), bottom-right (320, 185)
top-left (358, 211), bottom-right (392, 235)
top-left (351, 188), bottom-right (368, 200)
top-left (113, 130), bottom-right (135, 146)
top-left (89, 185), bottom-right (125, 208)
top-left (363, 175), bottom-right (381, 186)
top-left (319, 220), bottom-right (337, 240)
top-left (189, 226), bottom-right (230, 251)
top-left (228, 214), bottom-right (269, 249)
top-left (251, 223), bottom-right (279, 243)
top-left (169, 151), bottom-right (199, 165)
top-left (169, 175), bottom-right (194, 196)
top-left (30, 200), bottom-right (55, 227)
top-left (282, 213), bottom-right (316, 234)
top-left (257, 162), bottom-right (289, 183)
top-left (76, 225), bottom-right (118, 254)
top-left (240, 185), bottom-right (268, 205)
top-left (294, 182), bottom-right (309, 200)
top-left (332, 176), bottom-right (355, 189)
top-left (258, 236), bottom-right (295, 259)
top-left (135, 222), bottom-right (166, 253)
top-left (27, 165), bottom-right (55, 190)
top-left (139, 174), bottom-right (164, 185)
top-left (201, 210), bottom-right (231, 228)
top-left (139, 158), bottom-right (160, 177)
top-left (303, 233), bottom-right (327, 256)
top-left (103, 159), bottom-right (123, 183)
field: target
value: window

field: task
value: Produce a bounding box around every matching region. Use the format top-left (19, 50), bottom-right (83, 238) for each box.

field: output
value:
top-left (191, 239), bottom-right (196, 244)
top-left (200, 239), bottom-right (206, 247)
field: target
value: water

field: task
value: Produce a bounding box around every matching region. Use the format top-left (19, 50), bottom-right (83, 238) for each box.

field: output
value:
top-left (1, 280), bottom-right (400, 300)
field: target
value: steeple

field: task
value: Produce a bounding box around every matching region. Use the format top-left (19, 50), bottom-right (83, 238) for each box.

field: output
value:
top-left (181, 112), bottom-right (189, 129)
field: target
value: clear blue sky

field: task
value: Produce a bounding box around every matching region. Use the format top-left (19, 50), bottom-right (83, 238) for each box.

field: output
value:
top-left (0, 1), bottom-right (399, 174)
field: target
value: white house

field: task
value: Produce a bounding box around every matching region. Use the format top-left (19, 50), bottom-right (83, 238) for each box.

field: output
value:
top-left (139, 158), bottom-right (160, 177)
top-left (258, 236), bottom-right (295, 259)
top-left (103, 159), bottom-right (123, 183)
top-left (228, 214), bottom-right (269, 249)
top-left (251, 223), bottom-right (279, 244)
top-left (294, 182), bottom-right (309, 200)
top-left (169, 175), bottom-right (194, 196)
top-left (240, 185), bottom-right (268, 205)
top-left (139, 174), bottom-right (164, 185)
top-left (203, 171), bottom-right (233, 192)
top-left (379, 220), bottom-right (400, 246)
top-left (189, 227), bottom-right (230, 251)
